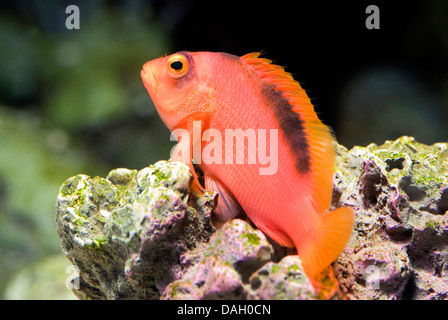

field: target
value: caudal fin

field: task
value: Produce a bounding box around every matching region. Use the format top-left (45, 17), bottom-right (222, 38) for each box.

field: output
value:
top-left (298, 207), bottom-right (354, 280)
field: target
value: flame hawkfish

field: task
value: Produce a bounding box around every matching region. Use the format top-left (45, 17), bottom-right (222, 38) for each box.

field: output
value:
top-left (141, 51), bottom-right (353, 280)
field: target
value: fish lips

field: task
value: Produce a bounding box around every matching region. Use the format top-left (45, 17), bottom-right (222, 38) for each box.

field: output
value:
top-left (141, 62), bottom-right (159, 96)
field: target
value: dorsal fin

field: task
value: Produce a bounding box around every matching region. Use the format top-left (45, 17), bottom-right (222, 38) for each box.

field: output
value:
top-left (240, 52), bottom-right (336, 213)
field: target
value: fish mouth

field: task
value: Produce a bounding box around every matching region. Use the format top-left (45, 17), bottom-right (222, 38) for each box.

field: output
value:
top-left (141, 62), bottom-right (159, 96)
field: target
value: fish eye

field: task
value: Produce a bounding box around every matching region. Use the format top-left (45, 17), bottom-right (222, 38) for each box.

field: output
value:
top-left (170, 60), bottom-right (183, 70)
top-left (167, 54), bottom-right (189, 78)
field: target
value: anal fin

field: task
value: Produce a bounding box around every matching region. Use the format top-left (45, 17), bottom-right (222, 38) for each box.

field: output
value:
top-left (205, 174), bottom-right (242, 221)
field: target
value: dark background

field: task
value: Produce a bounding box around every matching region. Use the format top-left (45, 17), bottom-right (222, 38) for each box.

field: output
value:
top-left (161, 0), bottom-right (448, 147)
top-left (2, 0), bottom-right (448, 149)
top-left (0, 0), bottom-right (446, 298)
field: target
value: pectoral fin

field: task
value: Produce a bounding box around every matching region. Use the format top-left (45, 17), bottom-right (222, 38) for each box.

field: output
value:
top-left (170, 142), bottom-right (205, 195)
top-left (205, 174), bottom-right (242, 221)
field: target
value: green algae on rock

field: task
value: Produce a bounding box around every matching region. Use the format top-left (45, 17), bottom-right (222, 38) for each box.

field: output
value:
top-left (333, 136), bottom-right (448, 299)
top-left (161, 219), bottom-right (274, 299)
top-left (56, 161), bottom-right (215, 299)
top-left (246, 256), bottom-right (315, 300)
top-left (56, 137), bottom-right (448, 300)
top-left (56, 161), bottom-right (340, 300)
top-left (160, 219), bottom-right (341, 300)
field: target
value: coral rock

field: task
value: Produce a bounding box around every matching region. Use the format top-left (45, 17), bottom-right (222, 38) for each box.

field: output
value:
top-left (56, 136), bottom-right (448, 300)
top-left (56, 161), bottom-right (215, 299)
top-left (333, 136), bottom-right (448, 299)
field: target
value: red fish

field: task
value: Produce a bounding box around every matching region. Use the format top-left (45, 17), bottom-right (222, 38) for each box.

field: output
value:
top-left (141, 51), bottom-right (353, 279)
